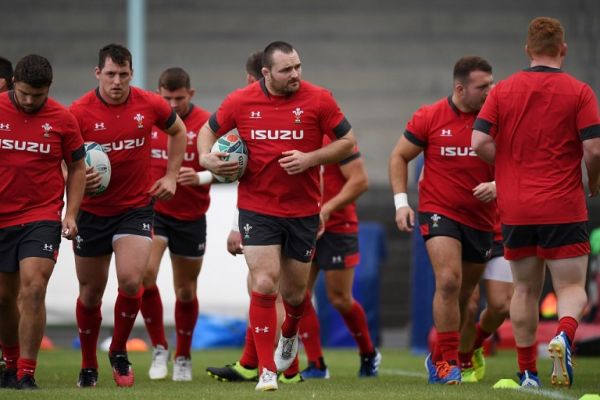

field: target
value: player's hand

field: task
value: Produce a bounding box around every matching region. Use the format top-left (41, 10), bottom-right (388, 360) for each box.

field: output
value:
top-left (61, 215), bottom-right (78, 240)
top-left (279, 150), bottom-right (314, 175)
top-left (84, 166), bottom-right (102, 195)
top-left (177, 167), bottom-right (199, 186)
top-left (200, 152), bottom-right (239, 179)
top-left (227, 230), bottom-right (243, 255)
top-left (149, 175), bottom-right (177, 201)
top-left (472, 181), bottom-right (496, 203)
top-left (395, 206), bottom-right (415, 232)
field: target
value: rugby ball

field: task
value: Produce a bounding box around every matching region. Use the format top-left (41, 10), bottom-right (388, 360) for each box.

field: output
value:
top-left (84, 142), bottom-right (111, 194)
top-left (210, 133), bottom-right (248, 183)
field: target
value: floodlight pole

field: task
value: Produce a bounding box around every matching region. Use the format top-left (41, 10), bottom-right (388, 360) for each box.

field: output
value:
top-left (127, 0), bottom-right (146, 88)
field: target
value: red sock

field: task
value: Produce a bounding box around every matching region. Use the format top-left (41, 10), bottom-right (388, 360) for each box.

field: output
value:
top-left (557, 316), bottom-right (578, 345)
top-left (76, 298), bottom-right (102, 369)
top-left (517, 344), bottom-right (537, 374)
top-left (109, 288), bottom-right (142, 353)
top-left (473, 322), bottom-right (493, 350)
top-left (239, 325), bottom-right (258, 368)
top-left (458, 351), bottom-right (473, 369)
top-left (298, 293), bottom-right (324, 365)
top-left (437, 331), bottom-right (460, 365)
top-left (175, 297), bottom-right (199, 358)
top-left (2, 344), bottom-right (19, 370)
top-left (281, 296), bottom-right (307, 338)
top-left (283, 355), bottom-right (299, 378)
top-left (341, 300), bottom-right (374, 356)
top-left (141, 285), bottom-right (168, 349)
top-left (249, 291), bottom-right (277, 372)
top-left (16, 358), bottom-right (36, 380)
top-left (432, 341), bottom-right (442, 362)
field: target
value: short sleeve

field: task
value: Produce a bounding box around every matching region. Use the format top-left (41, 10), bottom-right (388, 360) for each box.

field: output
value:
top-left (404, 106), bottom-right (430, 147)
top-left (209, 93), bottom-right (238, 136)
top-left (152, 94), bottom-right (177, 130)
top-left (578, 85), bottom-right (600, 141)
top-left (318, 90), bottom-right (350, 140)
top-left (474, 85), bottom-right (499, 136)
top-left (62, 111), bottom-right (85, 163)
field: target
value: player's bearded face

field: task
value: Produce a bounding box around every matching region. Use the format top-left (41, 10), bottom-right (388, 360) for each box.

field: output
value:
top-left (462, 71), bottom-right (493, 112)
top-left (13, 82), bottom-right (49, 114)
top-left (265, 50), bottom-right (302, 96)
top-left (95, 57), bottom-right (133, 105)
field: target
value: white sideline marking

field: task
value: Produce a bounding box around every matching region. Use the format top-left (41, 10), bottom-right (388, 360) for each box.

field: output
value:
top-left (380, 369), bottom-right (577, 400)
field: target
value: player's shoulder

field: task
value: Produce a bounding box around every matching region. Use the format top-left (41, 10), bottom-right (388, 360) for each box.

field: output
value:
top-left (191, 104), bottom-right (211, 119)
top-left (70, 89), bottom-right (97, 111)
top-left (130, 86), bottom-right (164, 104)
top-left (413, 97), bottom-right (447, 117)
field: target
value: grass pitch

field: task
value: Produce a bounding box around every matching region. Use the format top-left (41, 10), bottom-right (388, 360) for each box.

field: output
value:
top-left (5, 348), bottom-right (599, 399)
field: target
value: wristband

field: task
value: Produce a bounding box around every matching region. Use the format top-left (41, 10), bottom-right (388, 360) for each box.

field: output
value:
top-left (394, 193), bottom-right (408, 210)
top-left (197, 170), bottom-right (213, 185)
top-left (231, 208), bottom-right (240, 232)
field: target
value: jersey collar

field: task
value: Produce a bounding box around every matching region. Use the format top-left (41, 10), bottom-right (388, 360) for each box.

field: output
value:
top-left (181, 103), bottom-right (194, 121)
top-left (524, 65), bottom-right (563, 73)
top-left (447, 95), bottom-right (461, 117)
top-left (95, 86), bottom-right (132, 106)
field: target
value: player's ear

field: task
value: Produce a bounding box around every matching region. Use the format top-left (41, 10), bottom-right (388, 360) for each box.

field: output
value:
top-left (188, 88), bottom-right (196, 98)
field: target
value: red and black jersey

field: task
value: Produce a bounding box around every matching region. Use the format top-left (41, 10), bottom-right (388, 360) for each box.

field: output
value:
top-left (209, 79), bottom-right (351, 218)
top-left (151, 104), bottom-right (211, 220)
top-left (322, 135), bottom-right (360, 233)
top-left (475, 66), bottom-right (600, 225)
top-left (405, 96), bottom-right (495, 231)
top-left (70, 87), bottom-right (176, 216)
top-left (0, 91), bottom-right (84, 228)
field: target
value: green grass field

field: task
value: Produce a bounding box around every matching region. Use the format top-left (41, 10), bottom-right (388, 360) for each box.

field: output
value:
top-left (4, 348), bottom-right (599, 399)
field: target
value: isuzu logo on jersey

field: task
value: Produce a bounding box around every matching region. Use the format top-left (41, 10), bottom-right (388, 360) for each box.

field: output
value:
top-left (42, 122), bottom-right (52, 137)
top-left (293, 107), bottom-right (303, 124)
top-left (0, 139), bottom-right (51, 154)
top-left (0, 123), bottom-right (11, 131)
top-left (134, 113), bottom-right (145, 128)
top-left (151, 149), bottom-right (196, 162)
top-left (101, 137), bottom-right (145, 152)
top-left (249, 111), bottom-right (262, 119)
top-left (440, 146), bottom-right (477, 157)
top-left (250, 129), bottom-right (304, 140)
top-left (94, 122), bottom-right (106, 131)
top-left (441, 129), bottom-right (452, 136)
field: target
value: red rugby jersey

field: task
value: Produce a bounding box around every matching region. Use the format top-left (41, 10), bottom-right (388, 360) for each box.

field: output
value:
top-left (70, 87), bottom-right (176, 216)
top-left (322, 135), bottom-right (360, 233)
top-left (405, 96), bottom-right (495, 231)
top-left (209, 79), bottom-right (350, 218)
top-left (475, 66), bottom-right (600, 224)
top-left (0, 91), bottom-right (84, 228)
top-left (151, 104), bottom-right (211, 220)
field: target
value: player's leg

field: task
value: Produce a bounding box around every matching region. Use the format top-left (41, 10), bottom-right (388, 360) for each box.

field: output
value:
top-left (298, 262), bottom-right (328, 379)
top-left (142, 234), bottom-right (169, 376)
top-left (546, 255), bottom-right (587, 387)
top-left (15, 257), bottom-right (54, 389)
top-left (171, 253), bottom-right (203, 381)
top-left (0, 270), bottom-right (20, 389)
top-left (509, 256), bottom-right (544, 386)
top-left (458, 285), bottom-right (480, 382)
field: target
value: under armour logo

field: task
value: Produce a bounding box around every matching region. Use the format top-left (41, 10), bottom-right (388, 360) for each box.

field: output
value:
top-left (441, 129), bottom-right (452, 137)
top-left (198, 243), bottom-right (205, 251)
top-left (305, 249), bottom-right (313, 257)
top-left (43, 243), bottom-right (53, 251)
top-left (78, 328), bottom-right (92, 335)
top-left (94, 122), bottom-right (106, 131)
top-left (250, 111), bottom-right (262, 119)
top-left (120, 312), bottom-right (137, 319)
top-left (255, 326), bottom-right (269, 333)
top-left (142, 223), bottom-right (151, 231)
top-left (178, 329), bottom-right (193, 336)
top-left (0, 123), bottom-right (10, 131)
top-left (332, 255), bottom-right (342, 264)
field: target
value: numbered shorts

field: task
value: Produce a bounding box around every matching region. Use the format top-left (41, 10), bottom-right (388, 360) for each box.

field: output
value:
top-left (502, 222), bottom-right (590, 261)
top-left (74, 204), bottom-right (154, 257)
top-left (0, 221), bottom-right (61, 272)
top-left (419, 212), bottom-right (493, 263)
top-left (315, 232), bottom-right (360, 270)
top-left (154, 212), bottom-right (206, 258)
top-left (238, 209), bottom-right (319, 263)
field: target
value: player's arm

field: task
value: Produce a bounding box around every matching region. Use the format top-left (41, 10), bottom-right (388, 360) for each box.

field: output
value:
top-left (279, 130), bottom-right (356, 175)
top-left (197, 122), bottom-right (240, 177)
top-left (177, 166), bottom-right (214, 187)
top-left (583, 137), bottom-right (600, 197)
top-left (472, 181), bottom-right (497, 203)
top-left (63, 157), bottom-right (86, 239)
top-left (389, 135), bottom-right (422, 232)
top-left (149, 114), bottom-right (187, 200)
top-left (471, 129), bottom-right (496, 163)
top-left (321, 156), bottom-right (368, 225)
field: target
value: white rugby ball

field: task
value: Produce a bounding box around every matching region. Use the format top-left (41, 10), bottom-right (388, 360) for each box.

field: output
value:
top-left (210, 133), bottom-right (248, 183)
top-left (84, 142), bottom-right (111, 194)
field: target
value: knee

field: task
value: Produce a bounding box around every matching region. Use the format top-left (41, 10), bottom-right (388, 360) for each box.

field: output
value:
top-left (327, 290), bottom-right (353, 313)
top-left (175, 286), bottom-right (197, 303)
top-left (436, 277), bottom-right (461, 298)
top-left (253, 275), bottom-right (278, 295)
top-left (488, 296), bottom-right (511, 318)
top-left (19, 283), bottom-right (47, 308)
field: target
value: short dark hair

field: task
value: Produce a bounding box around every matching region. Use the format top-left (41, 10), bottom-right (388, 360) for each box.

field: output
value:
top-left (158, 67), bottom-right (191, 90)
top-left (13, 54), bottom-right (53, 88)
top-left (98, 43), bottom-right (132, 70)
top-left (0, 56), bottom-right (13, 90)
top-left (245, 51), bottom-right (263, 80)
top-left (527, 17), bottom-right (564, 57)
top-left (262, 41), bottom-right (295, 69)
top-left (453, 56), bottom-right (492, 84)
